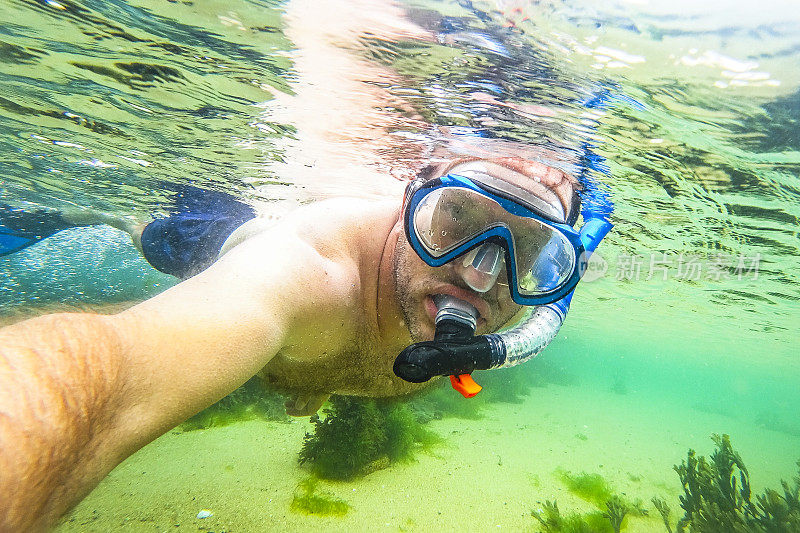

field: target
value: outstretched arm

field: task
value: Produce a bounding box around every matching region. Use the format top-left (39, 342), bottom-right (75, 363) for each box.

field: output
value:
top-left (0, 231), bottom-right (344, 531)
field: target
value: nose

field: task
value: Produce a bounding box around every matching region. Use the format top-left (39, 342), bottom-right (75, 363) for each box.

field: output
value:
top-left (457, 243), bottom-right (504, 293)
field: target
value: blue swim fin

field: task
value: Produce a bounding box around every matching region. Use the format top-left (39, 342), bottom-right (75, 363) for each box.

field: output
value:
top-left (0, 206), bottom-right (73, 257)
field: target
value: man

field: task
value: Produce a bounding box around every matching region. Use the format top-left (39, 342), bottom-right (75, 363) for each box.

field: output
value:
top-left (0, 154), bottom-right (593, 530)
top-left (0, 0), bottom-right (621, 527)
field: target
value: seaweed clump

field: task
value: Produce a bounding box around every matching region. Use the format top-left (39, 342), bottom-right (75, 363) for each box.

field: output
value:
top-left (532, 500), bottom-right (613, 533)
top-left (290, 477), bottom-right (350, 517)
top-left (558, 470), bottom-right (646, 516)
top-left (531, 471), bottom-right (645, 532)
top-left (558, 470), bottom-right (615, 508)
top-left (180, 377), bottom-right (288, 430)
top-left (651, 496), bottom-right (673, 533)
top-left (672, 433), bottom-right (800, 532)
top-left (531, 470), bottom-right (649, 532)
top-left (604, 496), bottom-right (630, 533)
top-left (298, 395), bottom-right (439, 480)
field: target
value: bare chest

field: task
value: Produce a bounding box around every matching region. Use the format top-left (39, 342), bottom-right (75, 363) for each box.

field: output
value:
top-left (260, 331), bottom-right (426, 397)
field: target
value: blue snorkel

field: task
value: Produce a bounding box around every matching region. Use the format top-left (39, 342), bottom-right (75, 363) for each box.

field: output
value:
top-left (553, 216), bottom-right (613, 313)
top-left (491, 209), bottom-right (611, 377)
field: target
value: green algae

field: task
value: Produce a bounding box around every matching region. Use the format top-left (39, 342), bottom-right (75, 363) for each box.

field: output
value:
top-left (531, 497), bottom-right (632, 533)
top-left (651, 496), bottom-right (673, 533)
top-left (298, 396), bottom-right (440, 480)
top-left (558, 470), bottom-right (615, 508)
top-left (605, 495), bottom-right (630, 533)
top-left (557, 469), bottom-right (646, 517)
top-left (542, 468), bottom-right (646, 532)
top-left (539, 434), bottom-right (800, 533)
top-left (671, 433), bottom-right (800, 532)
top-left (290, 477), bottom-right (350, 517)
top-left (532, 500), bottom-right (614, 533)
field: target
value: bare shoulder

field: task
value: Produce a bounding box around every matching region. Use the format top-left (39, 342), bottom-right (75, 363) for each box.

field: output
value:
top-left (202, 196), bottom-right (397, 364)
top-left (290, 197), bottom-right (400, 251)
top-left (211, 197), bottom-right (398, 310)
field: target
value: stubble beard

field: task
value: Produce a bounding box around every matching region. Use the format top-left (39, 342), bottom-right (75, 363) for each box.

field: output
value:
top-left (392, 237), bottom-right (429, 343)
top-left (393, 236), bottom-right (522, 341)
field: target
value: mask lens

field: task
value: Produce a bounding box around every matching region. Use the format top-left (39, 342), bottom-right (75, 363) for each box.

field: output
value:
top-left (413, 187), bottom-right (491, 255)
top-left (514, 231), bottom-right (576, 294)
top-left (412, 186), bottom-right (577, 296)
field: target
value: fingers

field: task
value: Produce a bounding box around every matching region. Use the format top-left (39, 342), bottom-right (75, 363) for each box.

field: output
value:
top-left (284, 392), bottom-right (331, 417)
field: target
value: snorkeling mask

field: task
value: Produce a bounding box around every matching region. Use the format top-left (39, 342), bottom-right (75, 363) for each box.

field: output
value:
top-left (403, 171), bottom-right (586, 305)
top-left (395, 165), bottom-right (613, 397)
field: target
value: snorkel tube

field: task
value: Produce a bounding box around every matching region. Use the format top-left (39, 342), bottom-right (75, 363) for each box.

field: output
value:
top-left (492, 214), bottom-right (611, 367)
top-left (393, 204), bottom-right (613, 397)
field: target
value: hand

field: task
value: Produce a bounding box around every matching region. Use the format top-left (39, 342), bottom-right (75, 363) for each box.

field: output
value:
top-left (284, 392), bottom-right (331, 416)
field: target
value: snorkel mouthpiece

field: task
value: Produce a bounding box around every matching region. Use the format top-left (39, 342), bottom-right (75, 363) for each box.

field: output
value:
top-left (392, 295), bottom-right (504, 384)
top-left (433, 294), bottom-right (478, 328)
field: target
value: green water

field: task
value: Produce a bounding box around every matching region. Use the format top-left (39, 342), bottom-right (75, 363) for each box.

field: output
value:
top-left (1, 0), bottom-right (799, 530)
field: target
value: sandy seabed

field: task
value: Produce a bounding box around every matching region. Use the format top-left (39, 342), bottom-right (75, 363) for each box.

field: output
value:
top-left (57, 383), bottom-right (800, 532)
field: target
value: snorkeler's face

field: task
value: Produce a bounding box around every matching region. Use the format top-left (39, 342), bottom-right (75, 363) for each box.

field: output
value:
top-left (394, 157), bottom-right (577, 341)
top-left (392, 229), bottom-right (521, 342)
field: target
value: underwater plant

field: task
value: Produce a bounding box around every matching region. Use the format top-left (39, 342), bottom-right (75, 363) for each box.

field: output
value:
top-left (531, 500), bottom-right (614, 533)
top-left (604, 496), bottom-right (629, 533)
top-left (180, 377), bottom-right (288, 430)
top-left (558, 470), bottom-right (615, 508)
top-left (558, 470), bottom-right (647, 517)
top-left (672, 433), bottom-right (800, 532)
top-left (651, 496), bottom-right (673, 533)
top-left (535, 469), bottom-right (650, 532)
top-left (298, 395), bottom-right (439, 480)
top-left (290, 477), bottom-right (350, 517)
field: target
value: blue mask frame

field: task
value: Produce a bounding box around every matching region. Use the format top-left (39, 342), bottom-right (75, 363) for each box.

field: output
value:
top-left (403, 173), bottom-right (588, 306)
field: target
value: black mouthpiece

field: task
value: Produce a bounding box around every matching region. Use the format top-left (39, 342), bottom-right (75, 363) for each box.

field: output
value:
top-left (393, 295), bottom-right (504, 383)
top-left (393, 329), bottom-right (500, 382)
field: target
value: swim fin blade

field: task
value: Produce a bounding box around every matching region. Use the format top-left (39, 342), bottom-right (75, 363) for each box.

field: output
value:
top-left (0, 206), bottom-right (72, 257)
